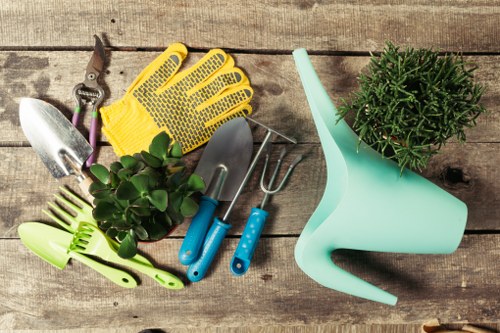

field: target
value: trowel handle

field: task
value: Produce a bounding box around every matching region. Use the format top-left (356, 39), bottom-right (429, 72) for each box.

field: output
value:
top-left (187, 217), bottom-right (231, 282)
top-left (78, 170), bottom-right (95, 204)
top-left (230, 207), bottom-right (269, 276)
top-left (179, 196), bottom-right (219, 265)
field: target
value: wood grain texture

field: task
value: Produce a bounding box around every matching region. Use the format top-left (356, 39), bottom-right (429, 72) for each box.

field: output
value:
top-left (0, 235), bottom-right (498, 331)
top-left (7, 323), bottom-right (500, 333)
top-left (1, 139), bottom-right (499, 237)
top-left (1, 52), bottom-right (498, 144)
top-left (0, 1), bottom-right (499, 52)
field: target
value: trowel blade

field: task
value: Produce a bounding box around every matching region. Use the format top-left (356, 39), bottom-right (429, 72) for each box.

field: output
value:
top-left (19, 98), bottom-right (92, 179)
top-left (194, 117), bottom-right (253, 201)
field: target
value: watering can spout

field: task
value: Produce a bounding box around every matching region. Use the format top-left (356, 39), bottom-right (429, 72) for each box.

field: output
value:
top-left (295, 239), bottom-right (398, 305)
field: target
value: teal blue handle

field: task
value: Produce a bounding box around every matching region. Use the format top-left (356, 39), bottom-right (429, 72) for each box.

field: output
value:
top-left (187, 217), bottom-right (231, 282)
top-left (179, 196), bottom-right (218, 265)
top-left (230, 207), bottom-right (269, 276)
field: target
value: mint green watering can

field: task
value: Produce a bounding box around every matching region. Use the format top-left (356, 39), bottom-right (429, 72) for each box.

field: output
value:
top-left (292, 49), bottom-right (468, 305)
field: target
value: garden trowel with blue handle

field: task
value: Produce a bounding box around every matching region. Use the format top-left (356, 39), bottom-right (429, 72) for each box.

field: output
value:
top-left (178, 117), bottom-right (253, 265)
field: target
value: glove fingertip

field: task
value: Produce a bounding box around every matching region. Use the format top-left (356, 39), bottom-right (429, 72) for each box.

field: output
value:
top-left (166, 42), bottom-right (188, 59)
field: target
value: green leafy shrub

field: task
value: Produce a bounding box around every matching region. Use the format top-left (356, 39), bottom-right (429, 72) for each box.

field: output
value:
top-left (89, 132), bottom-right (205, 258)
top-left (338, 41), bottom-right (486, 172)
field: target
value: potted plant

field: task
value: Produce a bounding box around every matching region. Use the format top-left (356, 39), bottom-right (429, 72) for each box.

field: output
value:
top-left (88, 132), bottom-right (205, 258)
top-left (338, 41), bottom-right (486, 172)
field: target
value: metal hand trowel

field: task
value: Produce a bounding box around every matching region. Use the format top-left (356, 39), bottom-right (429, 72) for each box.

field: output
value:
top-left (18, 222), bottom-right (137, 288)
top-left (178, 117), bottom-right (253, 265)
top-left (19, 98), bottom-right (94, 199)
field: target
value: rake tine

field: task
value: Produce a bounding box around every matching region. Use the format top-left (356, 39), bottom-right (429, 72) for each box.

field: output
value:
top-left (59, 186), bottom-right (93, 213)
top-left (260, 154), bottom-right (303, 195)
top-left (42, 208), bottom-right (73, 233)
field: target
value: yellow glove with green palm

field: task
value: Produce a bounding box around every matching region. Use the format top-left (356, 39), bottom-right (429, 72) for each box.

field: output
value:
top-left (101, 43), bottom-right (253, 156)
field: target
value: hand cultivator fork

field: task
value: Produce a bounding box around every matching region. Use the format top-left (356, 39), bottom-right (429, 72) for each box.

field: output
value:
top-left (230, 145), bottom-right (303, 276)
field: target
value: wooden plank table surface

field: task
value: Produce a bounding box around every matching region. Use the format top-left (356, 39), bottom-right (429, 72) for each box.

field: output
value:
top-left (0, 1), bottom-right (499, 332)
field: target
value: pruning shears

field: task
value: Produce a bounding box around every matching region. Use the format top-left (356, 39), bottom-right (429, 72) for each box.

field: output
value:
top-left (72, 35), bottom-right (106, 167)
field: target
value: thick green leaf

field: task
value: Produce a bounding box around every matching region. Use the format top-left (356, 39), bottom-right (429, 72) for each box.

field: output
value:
top-left (129, 197), bottom-right (152, 217)
top-left (149, 131), bottom-right (170, 160)
top-left (109, 172), bottom-right (120, 189)
top-left (110, 161), bottom-right (124, 173)
top-left (111, 218), bottom-right (131, 230)
top-left (117, 168), bottom-right (134, 181)
top-left (90, 164), bottom-right (110, 184)
top-left (134, 225), bottom-right (149, 241)
top-left (105, 228), bottom-right (118, 239)
top-left (116, 181), bottom-right (140, 200)
top-left (92, 201), bottom-right (116, 221)
top-left (130, 174), bottom-right (151, 194)
top-left (169, 192), bottom-right (183, 210)
top-left (100, 221), bottom-right (113, 229)
top-left (89, 181), bottom-right (110, 199)
top-left (187, 174), bottom-right (205, 192)
top-left (162, 157), bottom-right (180, 166)
top-left (117, 232), bottom-right (138, 259)
top-left (141, 151), bottom-right (162, 168)
top-left (140, 167), bottom-right (160, 188)
top-left (117, 231), bottom-right (128, 241)
top-left (148, 189), bottom-right (168, 212)
top-left (145, 217), bottom-right (169, 240)
top-left (170, 141), bottom-right (183, 158)
top-left (120, 155), bottom-right (138, 169)
top-left (180, 196), bottom-right (199, 217)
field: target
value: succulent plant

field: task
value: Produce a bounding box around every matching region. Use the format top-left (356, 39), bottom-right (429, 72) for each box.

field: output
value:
top-left (89, 132), bottom-right (205, 258)
top-left (338, 41), bottom-right (486, 172)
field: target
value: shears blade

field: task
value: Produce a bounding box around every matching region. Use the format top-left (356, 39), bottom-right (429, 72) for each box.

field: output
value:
top-left (84, 35), bottom-right (105, 85)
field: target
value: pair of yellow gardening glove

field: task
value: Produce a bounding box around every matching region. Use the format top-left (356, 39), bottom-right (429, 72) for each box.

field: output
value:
top-left (101, 43), bottom-right (253, 156)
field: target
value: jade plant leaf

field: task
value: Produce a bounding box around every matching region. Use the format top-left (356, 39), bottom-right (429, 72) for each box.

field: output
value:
top-left (110, 161), bottom-right (124, 173)
top-left (180, 196), bottom-right (199, 217)
top-left (93, 201), bottom-right (116, 221)
top-left (148, 189), bottom-right (168, 212)
top-left (117, 231), bottom-right (137, 259)
top-left (116, 181), bottom-right (140, 200)
top-left (130, 174), bottom-right (151, 194)
top-left (117, 168), bottom-right (134, 181)
top-left (129, 197), bottom-right (151, 217)
top-left (106, 228), bottom-right (118, 239)
top-left (89, 181), bottom-right (110, 199)
top-left (134, 225), bottom-right (149, 241)
top-left (149, 131), bottom-right (171, 160)
top-left (187, 174), bottom-right (205, 192)
top-left (145, 217), bottom-right (169, 240)
top-left (120, 155), bottom-right (138, 169)
top-left (170, 141), bottom-right (183, 158)
top-left (141, 151), bottom-right (162, 168)
top-left (90, 164), bottom-right (110, 184)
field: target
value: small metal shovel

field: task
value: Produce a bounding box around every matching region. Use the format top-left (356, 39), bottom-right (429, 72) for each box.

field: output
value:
top-left (19, 98), bottom-right (94, 200)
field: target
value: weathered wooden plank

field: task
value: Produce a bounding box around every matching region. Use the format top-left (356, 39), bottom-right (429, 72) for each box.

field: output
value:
top-left (1, 140), bottom-right (499, 237)
top-left (0, 235), bottom-right (498, 330)
top-left (8, 323), bottom-right (500, 333)
top-left (0, 1), bottom-right (499, 52)
top-left (1, 52), bottom-right (498, 144)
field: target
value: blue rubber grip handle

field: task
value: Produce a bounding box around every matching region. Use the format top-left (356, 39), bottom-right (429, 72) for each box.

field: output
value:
top-left (230, 207), bottom-right (269, 276)
top-left (179, 196), bottom-right (219, 265)
top-left (187, 217), bottom-right (231, 282)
